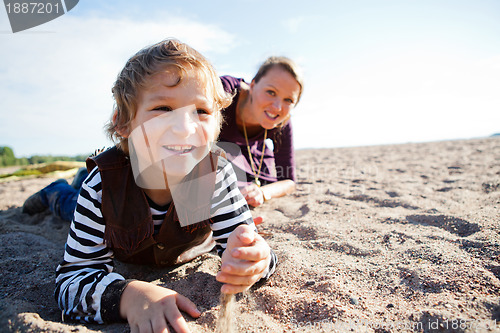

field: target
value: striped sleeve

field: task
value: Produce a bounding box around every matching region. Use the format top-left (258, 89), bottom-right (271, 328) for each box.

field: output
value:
top-left (209, 158), bottom-right (277, 278)
top-left (54, 167), bottom-right (124, 324)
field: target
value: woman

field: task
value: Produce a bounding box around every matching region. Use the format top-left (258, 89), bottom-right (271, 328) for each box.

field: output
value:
top-left (219, 56), bottom-right (303, 207)
top-left (22, 56), bottom-right (303, 218)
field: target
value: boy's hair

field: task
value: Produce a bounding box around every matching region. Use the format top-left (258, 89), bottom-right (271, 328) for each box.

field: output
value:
top-left (252, 56), bottom-right (304, 129)
top-left (106, 38), bottom-right (232, 153)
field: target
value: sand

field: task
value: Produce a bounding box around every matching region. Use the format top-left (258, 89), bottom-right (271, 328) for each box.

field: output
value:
top-left (0, 137), bottom-right (499, 333)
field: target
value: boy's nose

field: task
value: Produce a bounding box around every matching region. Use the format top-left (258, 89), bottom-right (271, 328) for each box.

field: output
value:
top-left (172, 110), bottom-right (196, 137)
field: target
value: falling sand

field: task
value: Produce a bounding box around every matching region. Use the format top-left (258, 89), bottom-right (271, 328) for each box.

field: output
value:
top-left (216, 293), bottom-right (236, 333)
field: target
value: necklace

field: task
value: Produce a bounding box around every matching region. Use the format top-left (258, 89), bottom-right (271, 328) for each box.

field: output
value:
top-left (242, 119), bottom-right (267, 187)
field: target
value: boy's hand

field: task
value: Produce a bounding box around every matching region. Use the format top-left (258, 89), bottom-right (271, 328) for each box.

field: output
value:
top-left (216, 224), bottom-right (271, 294)
top-left (120, 280), bottom-right (200, 333)
top-left (240, 184), bottom-right (264, 207)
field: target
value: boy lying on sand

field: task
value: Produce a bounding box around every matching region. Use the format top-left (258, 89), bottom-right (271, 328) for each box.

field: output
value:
top-left (55, 38), bottom-right (276, 333)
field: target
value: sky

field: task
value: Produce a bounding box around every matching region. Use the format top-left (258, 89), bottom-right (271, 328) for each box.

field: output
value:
top-left (1, 0), bottom-right (499, 157)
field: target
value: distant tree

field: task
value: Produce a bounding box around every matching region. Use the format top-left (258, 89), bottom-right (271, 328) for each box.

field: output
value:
top-left (0, 146), bottom-right (16, 166)
top-left (28, 155), bottom-right (44, 164)
top-left (17, 157), bottom-right (29, 165)
top-left (0, 146), bottom-right (90, 167)
top-left (74, 154), bottom-right (89, 162)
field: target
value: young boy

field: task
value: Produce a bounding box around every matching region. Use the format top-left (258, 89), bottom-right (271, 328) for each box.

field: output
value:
top-left (55, 39), bottom-right (277, 333)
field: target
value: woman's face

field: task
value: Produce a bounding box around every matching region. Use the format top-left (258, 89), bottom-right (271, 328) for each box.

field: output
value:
top-left (249, 66), bottom-right (301, 130)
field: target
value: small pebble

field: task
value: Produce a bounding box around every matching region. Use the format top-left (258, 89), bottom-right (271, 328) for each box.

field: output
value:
top-left (350, 297), bottom-right (359, 305)
top-left (305, 280), bottom-right (315, 286)
top-left (386, 303), bottom-right (394, 308)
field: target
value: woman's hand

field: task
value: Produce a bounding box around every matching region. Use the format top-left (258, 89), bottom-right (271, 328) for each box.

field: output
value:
top-left (240, 184), bottom-right (265, 207)
top-left (241, 180), bottom-right (295, 207)
top-left (216, 224), bottom-right (271, 294)
top-left (120, 280), bottom-right (201, 333)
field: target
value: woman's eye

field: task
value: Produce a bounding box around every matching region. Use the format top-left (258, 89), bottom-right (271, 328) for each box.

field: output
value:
top-left (153, 106), bottom-right (172, 112)
top-left (266, 90), bottom-right (276, 96)
top-left (284, 98), bottom-right (294, 104)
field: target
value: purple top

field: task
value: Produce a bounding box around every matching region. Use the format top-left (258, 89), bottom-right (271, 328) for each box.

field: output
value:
top-left (218, 75), bottom-right (296, 187)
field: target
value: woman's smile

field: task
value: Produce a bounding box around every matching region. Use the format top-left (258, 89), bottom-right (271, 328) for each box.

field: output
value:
top-left (264, 110), bottom-right (279, 120)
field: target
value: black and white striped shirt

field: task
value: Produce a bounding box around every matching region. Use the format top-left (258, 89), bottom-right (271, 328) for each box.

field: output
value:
top-left (55, 159), bottom-right (276, 323)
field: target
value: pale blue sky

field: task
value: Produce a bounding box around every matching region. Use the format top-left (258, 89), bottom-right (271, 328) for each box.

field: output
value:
top-left (1, 0), bottom-right (499, 157)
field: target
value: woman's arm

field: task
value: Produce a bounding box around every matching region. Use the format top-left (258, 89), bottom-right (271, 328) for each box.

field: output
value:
top-left (273, 120), bottom-right (296, 182)
top-left (261, 179), bottom-right (296, 200)
top-left (240, 120), bottom-right (297, 207)
top-left (241, 179), bottom-right (296, 207)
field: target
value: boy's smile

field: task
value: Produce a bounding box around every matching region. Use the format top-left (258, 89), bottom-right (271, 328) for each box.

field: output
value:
top-left (164, 145), bottom-right (195, 154)
top-left (126, 68), bottom-right (218, 186)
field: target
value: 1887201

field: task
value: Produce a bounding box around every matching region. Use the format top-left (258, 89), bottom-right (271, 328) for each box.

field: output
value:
top-left (5, 2), bottom-right (61, 14)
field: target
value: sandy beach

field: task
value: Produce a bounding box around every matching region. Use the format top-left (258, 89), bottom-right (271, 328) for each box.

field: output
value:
top-left (1, 137), bottom-right (499, 332)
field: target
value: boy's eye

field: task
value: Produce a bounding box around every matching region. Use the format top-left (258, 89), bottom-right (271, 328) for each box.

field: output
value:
top-left (153, 106), bottom-right (172, 112)
top-left (196, 109), bottom-right (209, 115)
top-left (266, 90), bottom-right (276, 96)
top-left (284, 98), bottom-right (294, 104)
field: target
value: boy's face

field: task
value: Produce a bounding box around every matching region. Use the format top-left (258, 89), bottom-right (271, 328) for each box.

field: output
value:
top-left (127, 68), bottom-right (218, 183)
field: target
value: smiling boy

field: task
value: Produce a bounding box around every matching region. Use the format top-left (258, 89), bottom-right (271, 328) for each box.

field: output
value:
top-left (55, 39), bottom-right (277, 333)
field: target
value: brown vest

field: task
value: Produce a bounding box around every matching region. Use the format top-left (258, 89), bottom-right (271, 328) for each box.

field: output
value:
top-left (86, 146), bottom-right (218, 266)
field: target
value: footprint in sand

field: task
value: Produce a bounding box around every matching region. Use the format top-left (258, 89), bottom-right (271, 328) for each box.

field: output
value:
top-left (406, 214), bottom-right (480, 237)
top-left (347, 194), bottom-right (419, 210)
top-left (276, 203), bottom-right (310, 219)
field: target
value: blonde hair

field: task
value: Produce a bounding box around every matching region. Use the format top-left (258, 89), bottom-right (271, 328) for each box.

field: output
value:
top-left (252, 56), bottom-right (304, 128)
top-left (106, 38), bottom-right (232, 153)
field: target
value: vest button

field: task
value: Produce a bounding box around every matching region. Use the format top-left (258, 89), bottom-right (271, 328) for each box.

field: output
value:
top-left (156, 243), bottom-right (165, 250)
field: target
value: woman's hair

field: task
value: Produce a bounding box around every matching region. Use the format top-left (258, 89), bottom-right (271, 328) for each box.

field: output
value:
top-left (106, 38), bottom-right (232, 153)
top-left (252, 56), bottom-right (304, 129)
